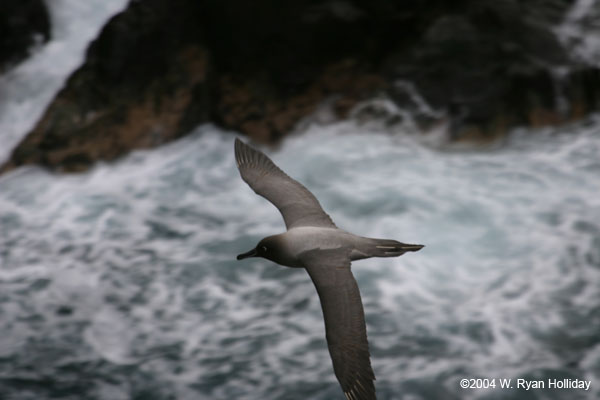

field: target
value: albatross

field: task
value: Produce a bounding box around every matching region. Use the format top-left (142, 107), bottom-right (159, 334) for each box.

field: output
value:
top-left (234, 138), bottom-right (424, 400)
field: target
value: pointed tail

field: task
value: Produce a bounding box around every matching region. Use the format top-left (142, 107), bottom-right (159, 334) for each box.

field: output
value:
top-left (367, 239), bottom-right (424, 258)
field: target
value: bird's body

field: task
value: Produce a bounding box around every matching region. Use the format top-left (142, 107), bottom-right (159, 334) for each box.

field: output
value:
top-left (258, 227), bottom-right (348, 268)
top-left (234, 138), bottom-right (423, 400)
top-left (253, 227), bottom-right (422, 268)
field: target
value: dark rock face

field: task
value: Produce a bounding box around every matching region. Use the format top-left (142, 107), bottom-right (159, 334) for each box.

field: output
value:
top-left (2, 0), bottom-right (599, 173)
top-left (2, 0), bottom-right (210, 172)
top-left (205, 0), bottom-right (391, 141)
top-left (382, 0), bottom-right (590, 139)
top-left (0, 0), bottom-right (50, 73)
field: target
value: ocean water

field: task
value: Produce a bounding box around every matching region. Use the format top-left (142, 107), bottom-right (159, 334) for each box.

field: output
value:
top-left (0, 0), bottom-right (129, 163)
top-left (1, 0), bottom-right (600, 399)
top-left (556, 0), bottom-right (600, 65)
top-left (0, 118), bottom-right (599, 400)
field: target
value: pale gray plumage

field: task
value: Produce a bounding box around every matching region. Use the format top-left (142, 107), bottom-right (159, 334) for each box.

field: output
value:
top-left (235, 138), bottom-right (336, 229)
top-left (234, 138), bottom-right (423, 400)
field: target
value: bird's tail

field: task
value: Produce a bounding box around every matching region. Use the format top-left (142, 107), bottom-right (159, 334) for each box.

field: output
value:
top-left (365, 238), bottom-right (424, 258)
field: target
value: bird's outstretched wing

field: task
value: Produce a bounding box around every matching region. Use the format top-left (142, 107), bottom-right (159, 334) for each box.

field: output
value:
top-left (234, 138), bottom-right (336, 229)
top-left (301, 248), bottom-right (376, 400)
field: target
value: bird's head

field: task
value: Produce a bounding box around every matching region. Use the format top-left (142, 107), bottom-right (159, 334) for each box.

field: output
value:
top-left (236, 236), bottom-right (281, 262)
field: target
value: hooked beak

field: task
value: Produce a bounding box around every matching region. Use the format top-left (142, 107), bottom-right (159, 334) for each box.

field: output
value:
top-left (237, 248), bottom-right (258, 260)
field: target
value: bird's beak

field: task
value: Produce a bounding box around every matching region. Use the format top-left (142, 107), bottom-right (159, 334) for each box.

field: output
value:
top-left (237, 248), bottom-right (258, 260)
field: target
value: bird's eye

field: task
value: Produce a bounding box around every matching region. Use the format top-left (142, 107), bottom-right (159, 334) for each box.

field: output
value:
top-left (261, 246), bottom-right (267, 252)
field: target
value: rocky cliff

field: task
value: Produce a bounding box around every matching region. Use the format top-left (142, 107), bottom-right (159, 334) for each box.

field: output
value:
top-left (1, 0), bottom-right (599, 173)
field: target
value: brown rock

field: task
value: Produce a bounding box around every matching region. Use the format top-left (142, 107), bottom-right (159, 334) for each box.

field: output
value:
top-left (2, 46), bottom-right (208, 173)
top-left (1, 0), bottom-right (210, 173)
top-left (3, 0), bottom-right (600, 175)
top-left (213, 60), bottom-right (386, 143)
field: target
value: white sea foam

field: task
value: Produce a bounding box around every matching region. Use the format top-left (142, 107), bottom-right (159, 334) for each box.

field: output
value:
top-left (1, 0), bottom-right (600, 398)
top-left (0, 0), bottom-right (129, 164)
top-left (556, 0), bottom-right (600, 66)
top-left (1, 117), bottom-right (599, 399)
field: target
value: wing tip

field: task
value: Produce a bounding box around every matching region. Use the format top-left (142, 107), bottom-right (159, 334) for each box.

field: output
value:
top-left (344, 380), bottom-right (376, 400)
top-left (234, 137), bottom-right (242, 151)
top-left (234, 137), bottom-right (244, 150)
top-left (344, 385), bottom-right (376, 400)
top-left (234, 137), bottom-right (278, 173)
top-left (234, 137), bottom-right (249, 167)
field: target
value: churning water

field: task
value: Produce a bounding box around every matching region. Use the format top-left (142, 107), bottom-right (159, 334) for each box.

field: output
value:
top-left (1, 119), bottom-right (599, 400)
top-left (0, 0), bottom-right (129, 163)
top-left (1, 0), bottom-right (600, 399)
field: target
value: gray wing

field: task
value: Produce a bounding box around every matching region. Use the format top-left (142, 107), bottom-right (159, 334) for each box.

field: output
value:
top-left (301, 249), bottom-right (376, 400)
top-left (234, 138), bottom-right (336, 230)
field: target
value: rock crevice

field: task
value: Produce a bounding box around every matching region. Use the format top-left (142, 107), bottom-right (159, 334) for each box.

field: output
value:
top-left (2, 0), bottom-right (599, 173)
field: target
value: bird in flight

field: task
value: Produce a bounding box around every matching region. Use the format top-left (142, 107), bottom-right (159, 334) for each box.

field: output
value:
top-left (234, 138), bottom-right (423, 400)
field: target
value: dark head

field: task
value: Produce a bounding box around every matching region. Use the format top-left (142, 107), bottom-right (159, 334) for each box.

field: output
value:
top-left (236, 236), bottom-right (282, 263)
